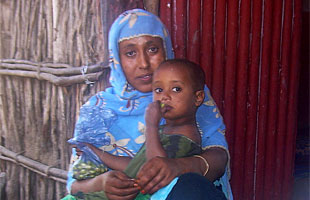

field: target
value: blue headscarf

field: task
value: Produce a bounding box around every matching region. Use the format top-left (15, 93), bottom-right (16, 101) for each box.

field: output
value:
top-left (108, 9), bottom-right (174, 99)
top-left (67, 8), bottom-right (232, 200)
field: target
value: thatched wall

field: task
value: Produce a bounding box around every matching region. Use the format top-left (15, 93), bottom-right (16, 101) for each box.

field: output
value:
top-left (0, 0), bottom-right (151, 199)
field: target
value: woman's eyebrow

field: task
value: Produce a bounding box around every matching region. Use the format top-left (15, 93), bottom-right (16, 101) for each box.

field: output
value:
top-left (122, 43), bottom-right (136, 48)
top-left (146, 40), bottom-right (159, 46)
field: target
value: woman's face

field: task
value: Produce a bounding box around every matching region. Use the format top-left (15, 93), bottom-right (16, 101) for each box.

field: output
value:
top-left (119, 36), bottom-right (166, 93)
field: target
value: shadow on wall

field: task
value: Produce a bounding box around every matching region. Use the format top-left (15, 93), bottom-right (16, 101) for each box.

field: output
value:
top-left (293, 1), bottom-right (310, 200)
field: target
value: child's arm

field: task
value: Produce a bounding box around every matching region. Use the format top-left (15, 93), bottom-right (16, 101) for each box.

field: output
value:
top-left (144, 101), bottom-right (167, 160)
top-left (87, 144), bottom-right (132, 171)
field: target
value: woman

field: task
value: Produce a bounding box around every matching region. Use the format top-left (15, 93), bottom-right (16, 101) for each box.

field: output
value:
top-left (67, 8), bottom-right (233, 200)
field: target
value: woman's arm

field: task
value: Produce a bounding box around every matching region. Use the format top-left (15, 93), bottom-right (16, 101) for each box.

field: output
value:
top-left (71, 173), bottom-right (107, 193)
top-left (135, 147), bottom-right (228, 194)
top-left (177, 147), bottom-right (228, 181)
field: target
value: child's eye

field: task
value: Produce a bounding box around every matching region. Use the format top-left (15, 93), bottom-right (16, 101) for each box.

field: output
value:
top-left (154, 88), bottom-right (163, 93)
top-left (172, 87), bottom-right (182, 92)
top-left (125, 51), bottom-right (136, 57)
top-left (148, 47), bottom-right (159, 53)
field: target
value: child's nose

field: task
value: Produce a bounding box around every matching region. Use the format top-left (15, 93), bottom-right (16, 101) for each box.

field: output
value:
top-left (161, 92), bottom-right (171, 101)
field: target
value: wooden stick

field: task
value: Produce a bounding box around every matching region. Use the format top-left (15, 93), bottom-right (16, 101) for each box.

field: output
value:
top-left (0, 172), bottom-right (6, 197)
top-left (0, 62), bottom-right (108, 75)
top-left (0, 145), bottom-right (67, 182)
top-left (0, 69), bottom-right (105, 86)
top-left (1, 59), bottom-right (72, 68)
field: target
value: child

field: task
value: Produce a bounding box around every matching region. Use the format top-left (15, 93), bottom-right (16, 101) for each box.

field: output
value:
top-left (73, 59), bottom-right (206, 199)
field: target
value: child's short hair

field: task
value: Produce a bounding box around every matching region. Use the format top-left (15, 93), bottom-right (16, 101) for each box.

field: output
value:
top-left (158, 59), bottom-right (205, 91)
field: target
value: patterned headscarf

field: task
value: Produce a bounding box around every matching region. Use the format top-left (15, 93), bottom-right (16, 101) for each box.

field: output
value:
top-left (108, 8), bottom-right (174, 99)
top-left (68, 8), bottom-right (232, 199)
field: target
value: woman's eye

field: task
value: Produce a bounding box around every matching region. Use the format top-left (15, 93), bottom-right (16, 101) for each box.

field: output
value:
top-left (125, 51), bottom-right (136, 57)
top-left (148, 47), bottom-right (159, 53)
top-left (154, 88), bottom-right (163, 93)
top-left (172, 87), bottom-right (182, 92)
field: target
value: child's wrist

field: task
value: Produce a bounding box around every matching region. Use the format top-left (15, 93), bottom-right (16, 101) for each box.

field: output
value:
top-left (145, 123), bottom-right (159, 130)
top-left (145, 126), bottom-right (160, 141)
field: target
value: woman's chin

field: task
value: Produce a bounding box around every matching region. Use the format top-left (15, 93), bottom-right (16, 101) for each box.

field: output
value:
top-left (135, 85), bottom-right (152, 93)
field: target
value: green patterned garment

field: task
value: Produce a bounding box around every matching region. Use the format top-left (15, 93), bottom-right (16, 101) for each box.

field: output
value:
top-left (68, 133), bottom-right (201, 200)
top-left (124, 133), bottom-right (201, 178)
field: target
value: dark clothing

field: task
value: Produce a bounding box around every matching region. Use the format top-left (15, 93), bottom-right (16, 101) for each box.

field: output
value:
top-left (166, 173), bottom-right (227, 200)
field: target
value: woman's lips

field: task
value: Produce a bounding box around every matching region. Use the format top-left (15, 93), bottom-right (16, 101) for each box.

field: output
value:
top-left (137, 74), bottom-right (152, 82)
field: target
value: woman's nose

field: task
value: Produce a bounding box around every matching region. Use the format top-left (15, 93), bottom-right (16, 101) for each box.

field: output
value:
top-left (138, 51), bottom-right (150, 69)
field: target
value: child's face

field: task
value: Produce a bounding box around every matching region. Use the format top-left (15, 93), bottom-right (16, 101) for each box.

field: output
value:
top-left (152, 64), bottom-right (201, 121)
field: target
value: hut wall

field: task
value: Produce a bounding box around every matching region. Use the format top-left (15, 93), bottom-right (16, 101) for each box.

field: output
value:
top-left (0, 0), bottom-right (143, 199)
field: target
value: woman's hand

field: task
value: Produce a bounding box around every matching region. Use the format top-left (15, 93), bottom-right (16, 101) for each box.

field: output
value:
top-left (135, 156), bottom-right (182, 194)
top-left (71, 170), bottom-right (139, 200)
top-left (103, 171), bottom-right (139, 200)
top-left (135, 147), bottom-right (228, 195)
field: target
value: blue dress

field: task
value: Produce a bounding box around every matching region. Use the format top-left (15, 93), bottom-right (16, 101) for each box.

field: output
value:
top-left (66, 8), bottom-right (233, 200)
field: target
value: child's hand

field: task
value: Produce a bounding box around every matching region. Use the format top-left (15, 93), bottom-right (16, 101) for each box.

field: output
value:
top-left (72, 145), bottom-right (83, 156)
top-left (145, 101), bottom-right (162, 127)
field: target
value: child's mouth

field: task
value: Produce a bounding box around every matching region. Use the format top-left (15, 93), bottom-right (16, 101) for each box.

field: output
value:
top-left (161, 104), bottom-right (172, 113)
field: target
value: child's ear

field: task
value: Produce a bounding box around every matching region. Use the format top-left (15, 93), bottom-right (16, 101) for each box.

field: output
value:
top-left (195, 90), bottom-right (205, 107)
